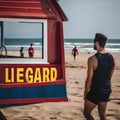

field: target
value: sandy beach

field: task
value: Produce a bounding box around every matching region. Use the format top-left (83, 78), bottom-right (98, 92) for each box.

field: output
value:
top-left (0, 52), bottom-right (120, 120)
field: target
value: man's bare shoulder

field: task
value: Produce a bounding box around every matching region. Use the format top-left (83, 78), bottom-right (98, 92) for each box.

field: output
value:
top-left (87, 54), bottom-right (97, 69)
top-left (88, 55), bottom-right (97, 62)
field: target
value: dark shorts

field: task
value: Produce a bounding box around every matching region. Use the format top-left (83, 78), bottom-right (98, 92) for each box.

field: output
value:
top-left (86, 90), bottom-right (111, 104)
top-left (73, 53), bottom-right (76, 57)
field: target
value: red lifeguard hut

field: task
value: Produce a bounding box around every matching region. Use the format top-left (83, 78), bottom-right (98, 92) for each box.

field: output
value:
top-left (0, 0), bottom-right (68, 107)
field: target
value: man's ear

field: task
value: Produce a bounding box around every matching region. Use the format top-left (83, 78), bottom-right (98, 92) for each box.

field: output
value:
top-left (95, 41), bottom-right (99, 46)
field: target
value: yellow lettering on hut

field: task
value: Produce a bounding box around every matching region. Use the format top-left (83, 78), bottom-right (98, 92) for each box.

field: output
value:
top-left (26, 67), bottom-right (33, 83)
top-left (50, 68), bottom-right (57, 81)
top-left (5, 68), bottom-right (14, 83)
top-left (5, 67), bottom-right (58, 83)
top-left (17, 68), bottom-right (24, 83)
top-left (43, 68), bottom-right (50, 82)
top-left (34, 68), bottom-right (42, 83)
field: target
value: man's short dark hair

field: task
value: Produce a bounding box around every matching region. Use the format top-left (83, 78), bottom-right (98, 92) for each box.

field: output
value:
top-left (94, 33), bottom-right (107, 48)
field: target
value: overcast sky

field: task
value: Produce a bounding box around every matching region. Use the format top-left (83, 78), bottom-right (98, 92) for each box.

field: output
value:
top-left (59, 0), bottom-right (120, 39)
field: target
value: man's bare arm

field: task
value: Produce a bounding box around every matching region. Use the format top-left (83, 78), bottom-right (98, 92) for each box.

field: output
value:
top-left (84, 56), bottom-right (96, 99)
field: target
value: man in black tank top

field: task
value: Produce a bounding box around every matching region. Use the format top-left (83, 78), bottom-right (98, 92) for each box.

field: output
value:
top-left (83, 33), bottom-right (115, 120)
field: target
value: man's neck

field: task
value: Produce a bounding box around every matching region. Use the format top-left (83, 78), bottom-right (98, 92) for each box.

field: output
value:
top-left (97, 48), bottom-right (106, 53)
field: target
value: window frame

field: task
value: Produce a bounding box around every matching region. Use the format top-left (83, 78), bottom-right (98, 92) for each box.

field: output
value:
top-left (0, 18), bottom-right (48, 64)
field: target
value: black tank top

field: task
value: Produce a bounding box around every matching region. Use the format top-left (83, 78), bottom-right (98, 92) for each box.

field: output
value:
top-left (90, 53), bottom-right (114, 93)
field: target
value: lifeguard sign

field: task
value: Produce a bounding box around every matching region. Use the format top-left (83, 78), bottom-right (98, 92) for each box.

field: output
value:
top-left (0, 0), bottom-right (68, 106)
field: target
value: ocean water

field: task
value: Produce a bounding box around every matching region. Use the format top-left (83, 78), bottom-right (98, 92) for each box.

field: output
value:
top-left (3, 38), bottom-right (120, 53)
top-left (64, 38), bottom-right (120, 53)
top-left (4, 38), bottom-right (42, 51)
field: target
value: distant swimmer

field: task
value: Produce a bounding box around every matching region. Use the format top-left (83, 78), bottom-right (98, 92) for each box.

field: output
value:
top-left (71, 46), bottom-right (78, 60)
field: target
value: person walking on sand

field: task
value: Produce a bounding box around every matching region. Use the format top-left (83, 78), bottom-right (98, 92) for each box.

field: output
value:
top-left (28, 44), bottom-right (34, 58)
top-left (83, 33), bottom-right (115, 120)
top-left (72, 46), bottom-right (78, 60)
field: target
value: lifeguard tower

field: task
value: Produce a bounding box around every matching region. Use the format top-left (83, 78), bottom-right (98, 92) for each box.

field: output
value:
top-left (0, 0), bottom-right (68, 106)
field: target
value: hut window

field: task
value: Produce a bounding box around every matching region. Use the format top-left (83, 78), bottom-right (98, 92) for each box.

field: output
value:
top-left (0, 18), bottom-right (48, 64)
top-left (0, 26), bottom-right (1, 46)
